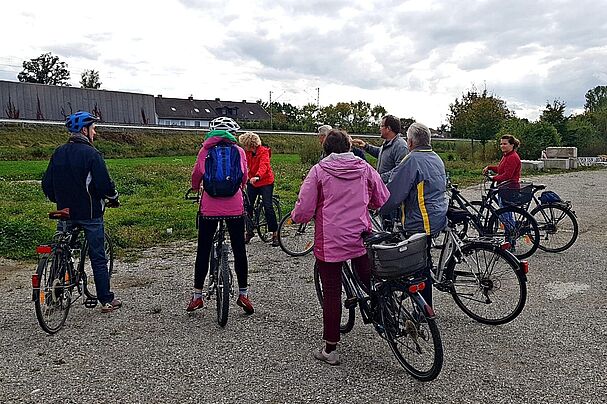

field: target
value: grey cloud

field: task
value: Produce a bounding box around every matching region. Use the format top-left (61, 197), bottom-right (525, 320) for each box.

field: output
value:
top-left (85, 32), bottom-right (113, 42)
top-left (50, 43), bottom-right (100, 60)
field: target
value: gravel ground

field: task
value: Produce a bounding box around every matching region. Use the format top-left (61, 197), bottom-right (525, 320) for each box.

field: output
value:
top-left (1, 169), bottom-right (606, 403)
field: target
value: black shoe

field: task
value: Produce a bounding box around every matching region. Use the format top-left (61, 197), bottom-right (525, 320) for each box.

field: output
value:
top-left (271, 236), bottom-right (280, 247)
top-left (244, 232), bottom-right (254, 244)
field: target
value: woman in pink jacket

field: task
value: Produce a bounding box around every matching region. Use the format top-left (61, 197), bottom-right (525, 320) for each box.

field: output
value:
top-left (292, 129), bottom-right (389, 365)
top-left (187, 117), bottom-right (254, 315)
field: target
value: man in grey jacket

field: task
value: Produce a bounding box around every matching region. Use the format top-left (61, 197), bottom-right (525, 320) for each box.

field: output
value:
top-left (379, 123), bottom-right (448, 306)
top-left (352, 115), bottom-right (408, 183)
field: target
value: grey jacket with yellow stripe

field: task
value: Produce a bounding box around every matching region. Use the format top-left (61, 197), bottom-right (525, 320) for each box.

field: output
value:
top-left (379, 145), bottom-right (448, 235)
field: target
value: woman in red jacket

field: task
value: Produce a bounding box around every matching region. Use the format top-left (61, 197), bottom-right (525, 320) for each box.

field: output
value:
top-left (239, 132), bottom-right (280, 246)
top-left (482, 134), bottom-right (521, 185)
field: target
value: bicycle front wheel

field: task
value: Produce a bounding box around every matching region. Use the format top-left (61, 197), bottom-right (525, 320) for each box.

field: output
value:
top-left (448, 242), bottom-right (527, 325)
top-left (380, 289), bottom-right (443, 381)
top-left (488, 206), bottom-right (539, 259)
top-left (313, 262), bottom-right (356, 334)
top-left (531, 203), bottom-right (578, 253)
top-left (216, 245), bottom-right (231, 327)
top-left (34, 249), bottom-right (71, 334)
top-left (277, 212), bottom-right (315, 256)
top-left (256, 196), bottom-right (282, 242)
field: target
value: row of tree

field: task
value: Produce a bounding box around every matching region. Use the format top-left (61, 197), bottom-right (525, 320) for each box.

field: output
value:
top-left (18, 52), bottom-right (101, 89)
top-left (447, 86), bottom-right (607, 158)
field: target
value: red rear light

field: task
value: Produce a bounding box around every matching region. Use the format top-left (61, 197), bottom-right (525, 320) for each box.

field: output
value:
top-left (32, 274), bottom-right (40, 288)
top-left (521, 260), bottom-right (529, 274)
top-left (500, 242), bottom-right (512, 251)
top-left (408, 282), bottom-right (426, 294)
top-left (36, 245), bottom-right (52, 254)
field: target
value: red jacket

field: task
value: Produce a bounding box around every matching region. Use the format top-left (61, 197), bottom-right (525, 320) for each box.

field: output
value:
top-left (488, 150), bottom-right (521, 184)
top-left (245, 146), bottom-right (275, 187)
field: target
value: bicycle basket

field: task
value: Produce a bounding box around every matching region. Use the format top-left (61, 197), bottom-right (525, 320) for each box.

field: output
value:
top-left (539, 190), bottom-right (562, 204)
top-left (498, 182), bottom-right (533, 206)
top-left (369, 233), bottom-right (427, 279)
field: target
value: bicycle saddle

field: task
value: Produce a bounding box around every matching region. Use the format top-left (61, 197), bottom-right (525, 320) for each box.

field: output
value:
top-left (533, 184), bottom-right (546, 190)
top-left (447, 207), bottom-right (472, 224)
top-left (363, 231), bottom-right (394, 246)
top-left (49, 208), bottom-right (70, 220)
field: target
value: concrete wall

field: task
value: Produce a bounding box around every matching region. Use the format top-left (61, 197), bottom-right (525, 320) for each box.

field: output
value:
top-left (0, 80), bottom-right (156, 124)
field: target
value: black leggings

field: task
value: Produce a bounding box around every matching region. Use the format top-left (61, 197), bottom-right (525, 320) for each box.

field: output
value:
top-left (246, 183), bottom-right (278, 232)
top-left (194, 216), bottom-right (248, 290)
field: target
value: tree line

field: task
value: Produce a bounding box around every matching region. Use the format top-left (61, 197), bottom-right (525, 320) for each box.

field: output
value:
top-left (14, 52), bottom-right (607, 157)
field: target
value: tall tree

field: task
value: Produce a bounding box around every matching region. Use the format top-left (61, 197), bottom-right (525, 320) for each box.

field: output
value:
top-left (540, 99), bottom-right (568, 139)
top-left (584, 86), bottom-right (607, 113)
top-left (18, 52), bottom-right (70, 86)
top-left (80, 69), bottom-right (102, 89)
top-left (448, 89), bottom-right (512, 158)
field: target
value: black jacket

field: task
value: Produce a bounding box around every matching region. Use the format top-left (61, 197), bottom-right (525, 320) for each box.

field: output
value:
top-left (42, 136), bottom-right (118, 220)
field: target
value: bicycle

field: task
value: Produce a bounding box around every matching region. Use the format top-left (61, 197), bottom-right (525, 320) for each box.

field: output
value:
top-left (278, 210), bottom-right (383, 257)
top-left (243, 192), bottom-right (282, 243)
top-left (314, 232), bottom-right (443, 381)
top-left (518, 184), bottom-right (578, 253)
top-left (448, 176), bottom-right (540, 259)
top-left (430, 207), bottom-right (529, 325)
top-left (185, 189), bottom-right (234, 327)
top-left (32, 208), bottom-right (114, 334)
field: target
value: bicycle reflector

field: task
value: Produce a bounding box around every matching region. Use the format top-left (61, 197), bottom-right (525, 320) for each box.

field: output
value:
top-left (500, 242), bottom-right (512, 251)
top-left (408, 282), bottom-right (426, 294)
top-left (520, 260), bottom-right (529, 274)
top-left (31, 274), bottom-right (40, 288)
top-left (36, 245), bottom-right (52, 254)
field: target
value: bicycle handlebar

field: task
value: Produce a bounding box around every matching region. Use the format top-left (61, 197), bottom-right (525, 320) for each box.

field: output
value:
top-left (184, 188), bottom-right (200, 202)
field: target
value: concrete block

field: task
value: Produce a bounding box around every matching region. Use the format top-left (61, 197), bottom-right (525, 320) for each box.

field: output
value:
top-left (545, 147), bottom-right (578, 158)
top-left (569, 158), bottom-right (578, 169)
top-left (542, 158), bottom-right (570, 169)
top-left (521, 160), bottom-right (544, 170)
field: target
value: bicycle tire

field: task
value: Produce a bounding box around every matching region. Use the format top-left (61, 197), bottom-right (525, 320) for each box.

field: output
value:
top-left (448, 242), bottom-right (527, 325)
top-left (487, 206), bottom-right (540, 259)
top-left (380, 288), bottom-right (443, 381)
top-left (34, 249), bottom-right (71, 334)
top-left (216, 245), bottom-right (231, 327)
top-left (313, 262), bottom-right (356, 334)
top-left (277, 212), bottom-right (315, 256)
top-left (79, 231), bottom-right (114, 300)
top-left (531, 203), bottom-right (578, 253)
top-left (255, 196), bottom-right (282, 242)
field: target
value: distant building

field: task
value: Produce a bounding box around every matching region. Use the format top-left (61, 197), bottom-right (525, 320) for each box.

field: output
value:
top-left (0, 80), bottom-right (156, 124)
top-left (155, 96), bottom-right (270, 128)
top-left (0, 80), bottom-right (270, 127)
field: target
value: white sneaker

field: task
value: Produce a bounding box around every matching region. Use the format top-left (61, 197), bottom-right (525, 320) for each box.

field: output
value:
top-left (313, 348), bottom-right (340, 366)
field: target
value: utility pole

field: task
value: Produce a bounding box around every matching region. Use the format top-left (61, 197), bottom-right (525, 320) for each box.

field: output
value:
top-left (316, 87), bottom-right (320, 113)
top-left (269, 90), bottom-right (272, 130)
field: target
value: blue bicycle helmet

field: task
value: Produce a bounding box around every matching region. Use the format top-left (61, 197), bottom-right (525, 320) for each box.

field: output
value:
top-left (65, 111), bottom-right (99, 133)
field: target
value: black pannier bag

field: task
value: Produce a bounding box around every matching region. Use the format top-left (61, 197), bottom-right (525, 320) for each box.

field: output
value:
top-left (369, 233), bottom-right (428, 279)
top-left (498, 181), bottom-right (533, 206)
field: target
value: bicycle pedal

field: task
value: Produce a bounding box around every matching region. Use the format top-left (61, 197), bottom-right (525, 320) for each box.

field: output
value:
top-left (84, 298), bottom-right (98, 308)
top-left (344, 297), bottom-right (358, 309)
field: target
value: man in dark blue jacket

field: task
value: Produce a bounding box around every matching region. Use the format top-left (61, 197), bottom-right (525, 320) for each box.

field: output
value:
top-left (42, 111), bottom-right (121, 313)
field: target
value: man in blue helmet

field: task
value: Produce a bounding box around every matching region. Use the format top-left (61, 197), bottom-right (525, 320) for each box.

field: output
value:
top-left (42, 111), bottom-right (122, 313)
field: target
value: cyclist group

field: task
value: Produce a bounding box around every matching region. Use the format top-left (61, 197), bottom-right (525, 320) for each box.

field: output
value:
top-left (41, 110), bottom-right (522, 366)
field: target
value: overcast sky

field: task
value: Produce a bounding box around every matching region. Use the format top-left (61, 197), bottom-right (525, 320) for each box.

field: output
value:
top-left (1, 0), bottom-right (606, 127)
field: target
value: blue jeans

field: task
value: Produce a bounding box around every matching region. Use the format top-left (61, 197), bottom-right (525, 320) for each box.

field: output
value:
top-left (497, 197), bottom-right (516, 246)
top-left (60, 218), bottom-right (114, 304)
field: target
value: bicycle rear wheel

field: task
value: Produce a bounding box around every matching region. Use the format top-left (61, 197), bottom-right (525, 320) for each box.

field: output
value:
top-left (448, 242), bottom-right (527, 325)
top-left (531, 203), bottom-right (578, 252)
top-left (278, 212), bottom-right (315, 256)
top-left (487, 206), bottom-right (539, 259)
top-left (256, 196), bottom-right (282, 242)
top-left (216, 245), bottom-right (231, 327)
top-left (34, 249), bottom-right (72, 334)
top-left (79, 231), bottom-right (114, 301)
top-left (313, 262), bottom-right (356, 334)
top-left (380, 288), bottom-right (443, 381)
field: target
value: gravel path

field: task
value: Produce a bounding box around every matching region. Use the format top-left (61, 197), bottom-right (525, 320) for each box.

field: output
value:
top-left (1, 169), bottom-right (606, 403)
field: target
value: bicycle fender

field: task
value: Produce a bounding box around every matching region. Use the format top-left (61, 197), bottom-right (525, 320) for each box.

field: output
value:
top-left (410, 292), bottom-right (436, 320)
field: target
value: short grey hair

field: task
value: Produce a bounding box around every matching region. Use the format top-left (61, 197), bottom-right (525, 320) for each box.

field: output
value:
top-left (406, 122), bottom-right (431, 147)
top-left (317, 124), bottom-right (332, 136)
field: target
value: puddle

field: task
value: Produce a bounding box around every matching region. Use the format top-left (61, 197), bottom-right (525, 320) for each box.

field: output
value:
top-left (545, 281), bottom-right (590, 299)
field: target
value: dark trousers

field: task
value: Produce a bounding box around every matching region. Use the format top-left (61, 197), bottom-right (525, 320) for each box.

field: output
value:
top-left (246, 183), bottom-right (278, 233)
top-left (316, 254), bottom-right (371, 343)
top-left (194, 216), bottom-right (248, 290)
